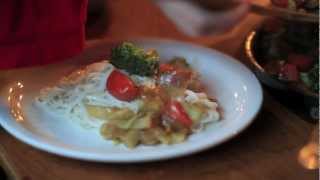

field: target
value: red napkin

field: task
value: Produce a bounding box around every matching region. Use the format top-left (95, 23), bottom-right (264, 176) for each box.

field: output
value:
top-left (0, 0), bottom-right (88, 69)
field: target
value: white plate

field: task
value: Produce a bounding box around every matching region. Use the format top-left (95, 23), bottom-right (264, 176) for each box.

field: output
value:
top-left (0, 39), bottom-right (263, 163)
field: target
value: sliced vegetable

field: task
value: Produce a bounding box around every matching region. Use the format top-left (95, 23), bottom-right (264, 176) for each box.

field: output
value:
top-left (162, 86), bottom-right (185, 98)
top-left (280, 63), bottom-right (299, 81)
top-left (100, 124), bottom-right (126, 139)
top-left (97, 109), bottom-right (135, 130)
top-left (164, 100), bottom-right (193, 128)
top-left (140, 129), bottom-right (161, 145)
top-left (140, 128), bottom-right (187, 145)
top-left (106, 70), bottom-right (139, 101)
top-left (288, 54), bottom-right (313, 72)
top-left (141, 97), bottom-right (164, 112)
top-left (85, 104), bottom-right (112, 120)
top-left (170, 132), bottom-right (187, 144)
top-left (122, 130), bottom-right (140, 148)
top-left (85, 105), bottom-right (135, 122)
top-left (130, 111), bottom-right (154, 129)
top-left (100, 124), bottom-right (140, 148)
top-left (154, 129), bottom-right (171, 144)
top-left (108, 108), bottom-right (134, 121)
top-left (181, 102), bottom-right (206, 123)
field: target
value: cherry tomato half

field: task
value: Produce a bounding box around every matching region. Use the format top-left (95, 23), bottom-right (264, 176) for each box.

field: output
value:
top-left (164, 100), bottom-right (193, 128)
top-left (106, 70), bottom-right (139, 101)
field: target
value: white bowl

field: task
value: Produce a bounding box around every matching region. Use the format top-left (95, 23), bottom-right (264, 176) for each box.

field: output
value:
top-left (0, 39), bottom-right (263, 163)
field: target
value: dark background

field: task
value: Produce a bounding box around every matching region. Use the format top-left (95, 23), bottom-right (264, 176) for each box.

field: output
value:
top-left (0, 166), bottom-right (7, 180)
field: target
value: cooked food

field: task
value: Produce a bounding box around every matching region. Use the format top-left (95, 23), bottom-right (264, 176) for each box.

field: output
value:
top-left (36, 42), bottom-right (220, 148)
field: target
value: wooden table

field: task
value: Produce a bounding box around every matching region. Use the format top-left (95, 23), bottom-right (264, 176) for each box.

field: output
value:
top-left (0, 0), bottom-right (318, 179)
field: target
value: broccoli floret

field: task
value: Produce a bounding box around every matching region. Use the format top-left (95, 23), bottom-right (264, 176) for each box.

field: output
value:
top-left (110, 42), bottom-right (159, 76)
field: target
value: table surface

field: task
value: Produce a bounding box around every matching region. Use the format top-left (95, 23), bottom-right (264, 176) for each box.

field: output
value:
top-left (0, 0), bottom-right (318, 180)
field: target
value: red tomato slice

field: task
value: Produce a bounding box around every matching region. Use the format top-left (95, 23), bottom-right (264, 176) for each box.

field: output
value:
top-left (288, 54), bottom-right (313, 72)
top-left (106, 70), bottom-right (139, 101)
top-left (164, 100), bottom-right (193, 128)
top-left (280, 63), bottom-right (299, 81)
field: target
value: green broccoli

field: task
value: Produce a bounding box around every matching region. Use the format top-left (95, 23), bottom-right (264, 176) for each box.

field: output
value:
top-left (110, 42), bottom-right (159, 76)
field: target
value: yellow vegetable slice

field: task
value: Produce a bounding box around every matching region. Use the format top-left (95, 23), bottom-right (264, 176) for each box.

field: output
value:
top-left (121, 130), bottom-right (140, 148)
top-left (85, 104), bottom-right (113, 120)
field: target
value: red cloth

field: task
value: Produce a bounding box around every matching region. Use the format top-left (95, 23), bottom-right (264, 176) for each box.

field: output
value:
top-left (0, 0), bottom-right (88, 69)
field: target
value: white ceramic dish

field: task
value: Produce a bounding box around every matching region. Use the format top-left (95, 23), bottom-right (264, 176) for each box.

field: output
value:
top-left (0, 39), bottom-right (263, 163)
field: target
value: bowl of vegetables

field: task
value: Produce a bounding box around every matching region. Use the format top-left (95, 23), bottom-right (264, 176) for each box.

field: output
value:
top-left (245, 0), bottom-right (319, 118)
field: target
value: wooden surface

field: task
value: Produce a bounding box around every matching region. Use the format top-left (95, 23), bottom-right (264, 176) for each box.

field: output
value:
top-left (0, 0), bottom-right (318, 179)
